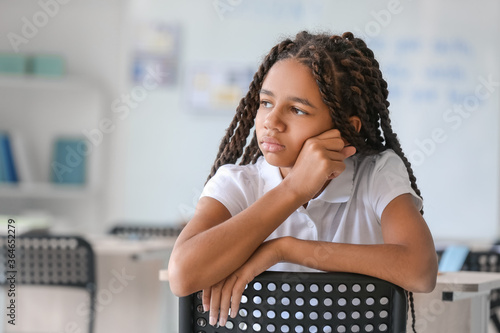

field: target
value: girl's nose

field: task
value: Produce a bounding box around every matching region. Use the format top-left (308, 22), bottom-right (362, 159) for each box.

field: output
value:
top-left (263, 108), bottom-right (285, 132)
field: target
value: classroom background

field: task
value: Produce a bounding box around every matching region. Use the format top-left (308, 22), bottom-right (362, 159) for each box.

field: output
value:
top-left (0, 0), bottom-right (499, 332)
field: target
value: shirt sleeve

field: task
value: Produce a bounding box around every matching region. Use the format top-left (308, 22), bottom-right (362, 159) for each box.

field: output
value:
top-left (200, 164), bottom-right (255, 217)
top-left (368, 151), bottom-right (423, 219)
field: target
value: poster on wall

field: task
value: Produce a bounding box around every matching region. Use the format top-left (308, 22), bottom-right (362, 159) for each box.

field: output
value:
top-left (184, 63), bottom-right (255, 114)
top-left (132, 22), bottom-right (181, 86)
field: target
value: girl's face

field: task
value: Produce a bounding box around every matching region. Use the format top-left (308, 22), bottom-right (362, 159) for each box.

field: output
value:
top-left (256, 59), bottom-right (334, 177)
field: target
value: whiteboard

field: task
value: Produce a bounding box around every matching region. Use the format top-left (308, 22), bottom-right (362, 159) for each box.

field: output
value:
top-left (367, 1), bottom-right (500, 240)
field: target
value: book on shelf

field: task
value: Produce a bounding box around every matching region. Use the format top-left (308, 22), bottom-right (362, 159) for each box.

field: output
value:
top-left (0, 131), bottom-right (19, 183)
top-left (10, 131), bottom-right (35, 183)
top-left (0, 132), bottom-right (89, 187)
top-left (50, 137), bottom-right (87, 185)
top-left (0, 131), bottom-right (37, 185)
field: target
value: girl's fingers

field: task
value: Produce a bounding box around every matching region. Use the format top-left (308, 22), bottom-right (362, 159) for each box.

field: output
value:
top-left (314, 128), bottom-right (342, 140)
top-left (341, 145), bottom-right (357, 158)
top-left (230, 281), bottom-right (247, 318)
top-left (209, 282), bottom-right (224, 326)
top-left (202, 288), bottom-right (211, 313)
top-left (219, 276), bottom-right (237, 327)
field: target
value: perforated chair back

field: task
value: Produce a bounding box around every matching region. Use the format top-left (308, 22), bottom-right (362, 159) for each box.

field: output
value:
top-left (461, 251), bottom-right (500, 332)
top-left (109, 224), bottom-right (183, 240)
top-left (180, 271), bottom-right (407, 333)
top-left (463, 251), bottom-right (500, 273)
top-left (0, 235), bottom-right (96, 333)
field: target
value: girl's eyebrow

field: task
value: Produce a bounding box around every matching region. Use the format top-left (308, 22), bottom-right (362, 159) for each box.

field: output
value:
top-left (260, 89), bottom-right (317, 109)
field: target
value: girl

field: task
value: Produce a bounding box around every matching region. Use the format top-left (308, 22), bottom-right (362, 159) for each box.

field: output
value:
top-left (168, 31), bottom-right (438, 328)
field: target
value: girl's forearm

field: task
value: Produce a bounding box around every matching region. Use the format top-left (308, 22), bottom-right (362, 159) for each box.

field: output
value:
top-left (280, 237), bottom-right (437, 293)
top-left (169, 184), bottom-right (306, 296)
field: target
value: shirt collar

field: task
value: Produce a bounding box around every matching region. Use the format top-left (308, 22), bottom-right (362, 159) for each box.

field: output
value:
top-left (259, 156), bottom-right (355, 203)
top-left (315, 157), bottom-right (355, 203)
top-left (260, 157), bottom-right (283, 193)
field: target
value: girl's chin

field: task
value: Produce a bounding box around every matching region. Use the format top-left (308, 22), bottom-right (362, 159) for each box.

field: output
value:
top-left (262, 154), bottom-right (295, 169)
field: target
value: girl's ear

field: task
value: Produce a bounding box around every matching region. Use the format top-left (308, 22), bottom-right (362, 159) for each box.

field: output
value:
top-left (349, 116), bottom-right (362, 133)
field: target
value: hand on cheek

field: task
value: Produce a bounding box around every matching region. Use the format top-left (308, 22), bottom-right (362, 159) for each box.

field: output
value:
top-left (283, 129), bottom-right (356, 201)
top-left (328, 144), bottom-right (356, 179)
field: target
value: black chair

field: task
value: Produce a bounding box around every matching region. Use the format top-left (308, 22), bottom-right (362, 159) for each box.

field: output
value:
top-left (109, 224), bottom-right (183, 240)
top-left (179, 271), bottom-right (408, 333)
top-left (462, 251), bottom-right (500, 332)
top-left (0, 235), bottom-right (96, 333)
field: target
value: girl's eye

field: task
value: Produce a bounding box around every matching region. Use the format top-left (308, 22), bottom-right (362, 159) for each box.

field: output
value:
top-left (261, 101), bottom-right (273, 108)
top-left (292, 107), bottom-right (307, 115)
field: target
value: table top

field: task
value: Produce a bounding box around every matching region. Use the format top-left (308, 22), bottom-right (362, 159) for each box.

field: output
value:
top-left (436, 271), bottom-right (500, 293)
top-left (87, 234), bottom-right (177, 255)
top-left (159, 270), bottom-right (169, 281)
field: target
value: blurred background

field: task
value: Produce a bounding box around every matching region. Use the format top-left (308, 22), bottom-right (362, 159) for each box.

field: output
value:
top-left (0, 0), bottom-right (499, 332)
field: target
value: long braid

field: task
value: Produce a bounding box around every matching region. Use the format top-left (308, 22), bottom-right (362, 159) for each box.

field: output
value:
top-left (240, 131), bottom-right (262, 165)
top-left (291, 32), bottom-right (420, 331)
top-left (347, 33), bottom-right (423, 205)
top-left (339, 32), bottom-right (420, 332)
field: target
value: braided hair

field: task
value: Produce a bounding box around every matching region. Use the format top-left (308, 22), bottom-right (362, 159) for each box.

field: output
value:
top-left (207, 31), bottom-right (420, 331)
top-left (207, 31), bottom-right (421, 201)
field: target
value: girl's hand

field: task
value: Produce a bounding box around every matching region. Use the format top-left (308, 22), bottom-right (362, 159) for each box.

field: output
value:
top-left (283, 129), bottom-right (356, 202)
top-left (202, 238), bottom-right (285, 327)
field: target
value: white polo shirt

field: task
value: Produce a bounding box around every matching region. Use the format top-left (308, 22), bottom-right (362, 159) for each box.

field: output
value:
top-left (200, 149), bottom-right (422, 272)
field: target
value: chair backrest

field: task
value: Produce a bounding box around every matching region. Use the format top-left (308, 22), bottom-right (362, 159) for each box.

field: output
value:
top-left (0, 235), bottom-right (96, 333)
top-left (463, 251), bottom-right (500, 272)
top-left (462, 251), bottom-right (500, 308)
top-left (109, 224), bottom-right (183, 240)
top-left (179, 271), bottom-right (408, 333)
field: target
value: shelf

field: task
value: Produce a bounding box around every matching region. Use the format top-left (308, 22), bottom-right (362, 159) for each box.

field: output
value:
top-left (0, 72), bottom-right (106, 229)
top-left (0, 75), bottom-right (99, 92)
top-left (0, 182), bottom-right (96, 199)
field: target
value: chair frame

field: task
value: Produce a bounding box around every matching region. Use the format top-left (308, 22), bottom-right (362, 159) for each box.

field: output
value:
top-left (109, 224), bottom-right (182, 239)
top-left (0, 235), bottom-right (96, 333)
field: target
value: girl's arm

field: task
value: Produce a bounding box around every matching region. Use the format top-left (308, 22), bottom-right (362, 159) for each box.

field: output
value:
top-left (212, 193), bottom-right (437, 327)
top-left (168, 129), bottom-right (353, 297)
top-left (282, 193), bottom-right (438, 292)
top-left (168, 185), bottom-right (305, 297)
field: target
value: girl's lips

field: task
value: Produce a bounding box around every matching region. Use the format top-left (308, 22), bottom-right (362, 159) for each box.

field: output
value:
top-left (260, 137), bottom-right (285, 152)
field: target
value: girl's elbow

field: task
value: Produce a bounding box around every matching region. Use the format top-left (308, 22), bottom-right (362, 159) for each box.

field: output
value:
top-left (167, 258), bottom-right (196, 297)
top-left (168, 274), bottom-right (189, 298)
top-left (407, 259), bottom-right (438, 293)
top-left (412, 272), bottom-right (437, 293)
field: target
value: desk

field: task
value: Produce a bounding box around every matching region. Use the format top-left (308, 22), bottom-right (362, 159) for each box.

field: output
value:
top-left (88, 234), bottom-right (176, 258)
top-left (88, 235), bottom-right (177, 333)
top-left (412, 271), bottom-right (500, 333)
